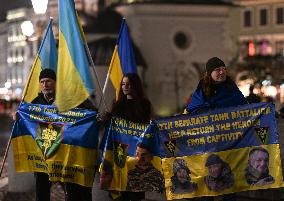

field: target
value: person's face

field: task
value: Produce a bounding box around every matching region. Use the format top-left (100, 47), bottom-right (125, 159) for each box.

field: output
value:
top-left (210, 66), bottom-right (227, 83)
top-left (208, 163), bottom-right (223, 178)
top-left (121, 77), bottom-right (132, 97)
top-left (40, 78), bottom-right (55, 96)
top-left (100, 171), bottom-right (113, 189)
top-left (249, 150), bottom-right (269, 174)
top-left (176, 168), bottom-right (189, 184)
top-left (136, 147), bottom-right (153, 168)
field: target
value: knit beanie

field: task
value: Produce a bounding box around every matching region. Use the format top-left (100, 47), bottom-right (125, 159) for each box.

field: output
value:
top-left (39, 69), bottom-right (56, 81)
top-left (205, 154), bottom-right (223, 167)
top-left (206, 57), bottom-right (226, 75)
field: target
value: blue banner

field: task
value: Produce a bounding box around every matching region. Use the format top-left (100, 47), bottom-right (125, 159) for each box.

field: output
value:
top-left (100, 117), bottom-right (164, 193)
top-left (142, 102), bottom-right (284, 199)
top-left (12, 102), bottom-right (99, 187)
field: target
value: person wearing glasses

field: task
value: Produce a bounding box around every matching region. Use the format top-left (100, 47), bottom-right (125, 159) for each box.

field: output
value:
top-left (184, 57), bottom-right (247, 115)
top-left (184, 57), bottom-right (247, 201)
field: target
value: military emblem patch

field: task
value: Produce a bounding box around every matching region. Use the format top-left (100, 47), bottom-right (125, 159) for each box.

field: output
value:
top-left (255, 127), bottom-right (270, 144)
top-left (165, 140), bottom-right (177, 156)
top-left (36, 122), bottom-right (64, 159)
top-left (113, 141), bottom-right (128, 168)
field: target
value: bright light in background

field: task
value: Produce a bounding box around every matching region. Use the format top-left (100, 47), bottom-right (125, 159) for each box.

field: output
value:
top-left (31, 0), bottom-right (48, 14)
top-left (262, 85), bottom-right (278, 98)
top-left (15, 88), bottom-right (23, 96)
top-left (0, 88), bottom-right (8, 95)
top-left (4, 81), bottom-right (11, 89)
top-left (262, 79), bottom-right (272, 86)
top-left (21, 21), bottom-right (34, 37)
top-left (248, 41), bottom-right (255, 56)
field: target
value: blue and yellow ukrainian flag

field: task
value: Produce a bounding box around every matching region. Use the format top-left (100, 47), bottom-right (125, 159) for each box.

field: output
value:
top-left (22, 19), bottom-right (57, 103)
top-left (56, 0), bottom-right (95, 112)
top-left (107, 18), bottom-right (137, 98)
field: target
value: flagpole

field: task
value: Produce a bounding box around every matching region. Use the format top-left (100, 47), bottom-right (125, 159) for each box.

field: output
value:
top-left (84, 44), bottom-right (109, 111)
top-left (0, 130), bottom-right (12, 177)
top-left (102, 72), bottom-right (110, 95)
top-left (98, 72), bottom-right (110, 109)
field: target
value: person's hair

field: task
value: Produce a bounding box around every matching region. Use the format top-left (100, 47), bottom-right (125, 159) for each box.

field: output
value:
top-left (117, 73), bottom-right (146, 101)
top-left (205, 154), bottom-right (224, 167)
top-left (200, 74), bottom-right (236, 99)
top-left (173, 159), bottom-right (191, 176)
top-left (137, 142), bottom-right (151, 152)
top-left (249, 85), bottom-right (255, 93)
top-left (109, 73), bottom-right (152, 123)
top-left (249, 147), bottom-right (269, 159)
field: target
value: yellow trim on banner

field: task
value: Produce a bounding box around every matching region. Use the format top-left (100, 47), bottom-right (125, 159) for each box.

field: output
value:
top-left (12, 135), bottom-right (97, 187)
top-left (162, 144), bottom-right (284, 200)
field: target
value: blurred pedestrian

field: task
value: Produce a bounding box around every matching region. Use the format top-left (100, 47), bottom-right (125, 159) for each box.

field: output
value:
top-left (246, 85), bottom-right (261, 104)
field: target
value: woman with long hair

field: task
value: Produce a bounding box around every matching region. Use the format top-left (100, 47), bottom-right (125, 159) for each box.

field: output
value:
top-left (109, 73), bottom-right (152, 123)
top-left (101, 73), bottom-right (152, 201)
top-left (185, 57), bottom-right (247, 115)
top-left (184, 57), bottom-right (247, 201)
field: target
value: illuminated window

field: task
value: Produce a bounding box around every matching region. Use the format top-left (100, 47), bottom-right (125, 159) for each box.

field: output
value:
top-left (248, 41), bottom-right (255, 56)
top-left (258, 40), bottom-right (272, 55)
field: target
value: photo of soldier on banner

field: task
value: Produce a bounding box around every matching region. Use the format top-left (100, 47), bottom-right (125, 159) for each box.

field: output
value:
top-left (99, 116), bottom-right (164, 193)
top-left (150, 102), bottom-right (284, 200)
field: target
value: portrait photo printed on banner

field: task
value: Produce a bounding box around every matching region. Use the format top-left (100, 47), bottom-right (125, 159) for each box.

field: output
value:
top-left (170, 158), bottom-right (198, 194)
top-left (245, 147), bottom-right (275, 186)
top-left (204, 154), bottom-right (234, 192)
top-left (126, 143), bottom-right (164, 192)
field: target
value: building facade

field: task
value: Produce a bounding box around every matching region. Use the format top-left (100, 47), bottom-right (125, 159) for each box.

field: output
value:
top-left (117, 2), bottom-right (235, 115)
top-left (232, 0), bottom-right (284, 106)
top-left (5, 8), bottom-right (50, 100)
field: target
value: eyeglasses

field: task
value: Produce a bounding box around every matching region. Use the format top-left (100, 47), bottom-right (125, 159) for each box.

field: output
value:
top-left (213, 67), bottom-right (226, 73)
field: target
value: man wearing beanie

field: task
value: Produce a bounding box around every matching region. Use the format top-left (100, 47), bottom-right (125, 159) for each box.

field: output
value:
top-left (184, 56), bottom-right (247, 115)
top-left (32, 68), bottom-right (56, 105)
top-left (31, 68), bottom-right (56, 201)
top-left (204, 154), bottom-right (234, 192)
top-left (31, 69), bottom-right (96, 201)
top-left (184, 57), bottom-right (247, 201)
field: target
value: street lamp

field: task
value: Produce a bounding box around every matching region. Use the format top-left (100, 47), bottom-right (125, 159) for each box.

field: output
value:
top-left (21, 21), bottom-right (34, 37)
top-left (31, 0), bottom-right (48, 14)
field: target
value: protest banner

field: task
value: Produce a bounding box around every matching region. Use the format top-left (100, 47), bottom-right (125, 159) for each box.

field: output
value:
top-left (149, 102), bottom-right (284, 199)
top-left (12, 102), bottom-right (99, 187)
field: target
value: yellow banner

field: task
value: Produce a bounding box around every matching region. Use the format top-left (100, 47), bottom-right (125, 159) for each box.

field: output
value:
top-left (12, 135), bottom-right (97, 187)
top-left (163, 144), bottom-right (284, 200)
top-left (101, 150), bottom-right (164, 192)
